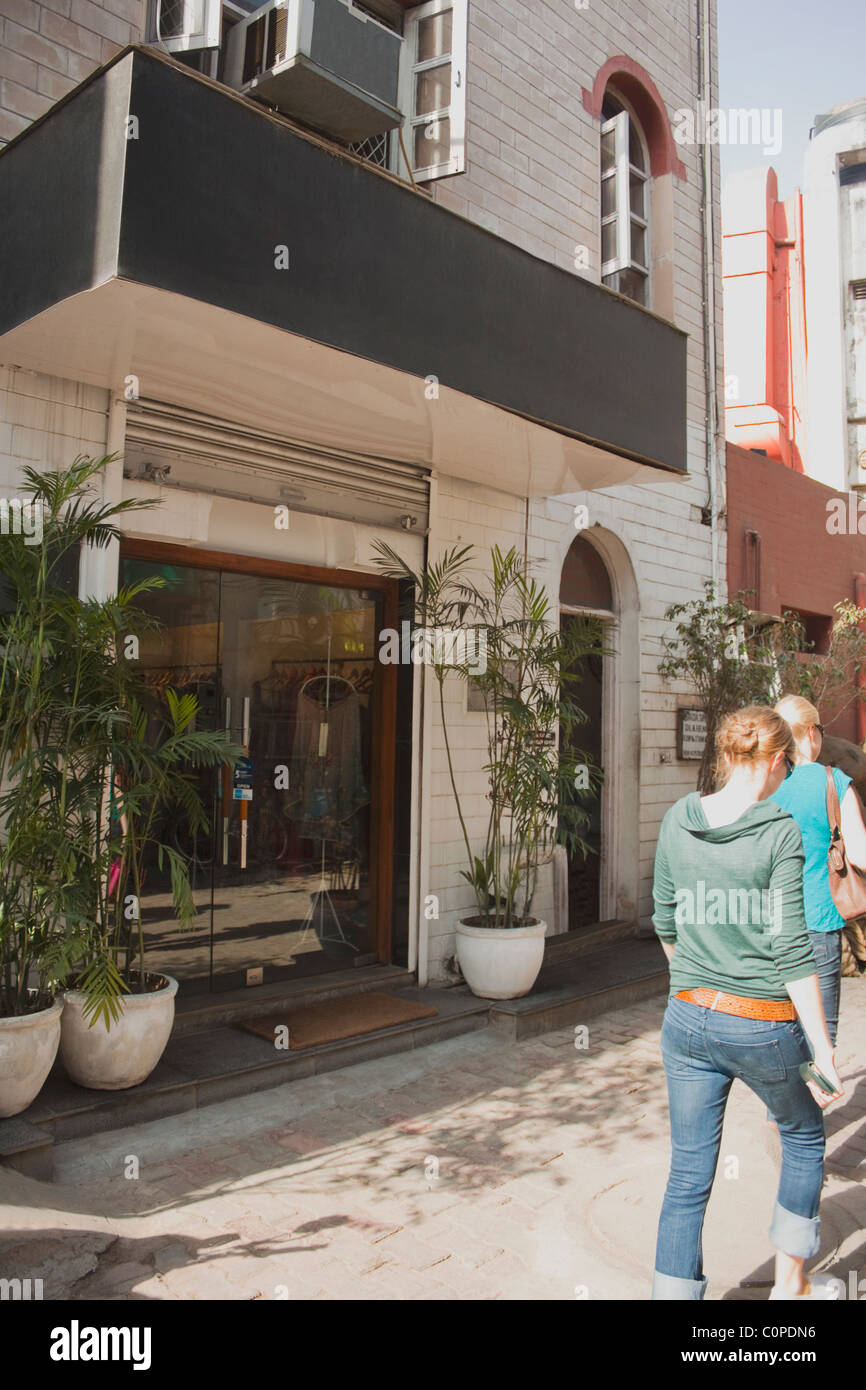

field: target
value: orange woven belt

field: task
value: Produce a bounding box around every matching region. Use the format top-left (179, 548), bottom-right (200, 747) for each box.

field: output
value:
top-left (675, 988), bottom-right (796, 1021)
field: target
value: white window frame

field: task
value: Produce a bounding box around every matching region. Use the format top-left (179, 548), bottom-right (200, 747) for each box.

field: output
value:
top-left (395, 0), bottom-right (467, 182)
top-left (148, 0), bottom-right (222, 54)
top-left (215, 2), bottom-right (249, 82)
top-left (600, 107), bottom-right (649, 294)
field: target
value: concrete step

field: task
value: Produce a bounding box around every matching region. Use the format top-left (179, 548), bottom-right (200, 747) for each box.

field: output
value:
top-left (171, 963), bottom-right (415, 1037)
top-left (542, 918), bottom-right (637, 964)
top-left (490, 936), bottom-right (669, 1041)
top-left (0, 1115), bottom-right (54, 1182)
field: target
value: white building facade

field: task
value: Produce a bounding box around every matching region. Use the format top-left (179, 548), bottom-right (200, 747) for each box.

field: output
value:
top-left (804, 98), bottom-right (866, 492)
top-left (0, 0), bottom-right (723, 994)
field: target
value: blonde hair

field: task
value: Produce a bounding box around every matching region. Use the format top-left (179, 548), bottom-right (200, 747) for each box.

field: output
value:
top-left (715, 705), bottom-right (795, 784)
top-left (775, 694), bottom-right (821, 743)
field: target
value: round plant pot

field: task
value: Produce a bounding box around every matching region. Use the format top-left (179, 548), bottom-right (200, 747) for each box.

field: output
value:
top-left (0, 997), bottom-right (63, 1117)
top-left (455, 917), bottom-right (547, 1000)
top-left (60, 973), bottom-right (178, 1091)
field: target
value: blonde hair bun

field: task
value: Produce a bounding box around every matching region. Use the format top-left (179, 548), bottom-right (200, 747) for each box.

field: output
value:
top-left (715, 705), bottom-right (794, 782)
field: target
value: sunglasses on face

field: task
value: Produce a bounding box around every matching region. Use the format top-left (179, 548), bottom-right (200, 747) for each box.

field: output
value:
top-left (784, 754), bottom-right (795, 777)
top-left (815, 724), bottom-right (825, 738)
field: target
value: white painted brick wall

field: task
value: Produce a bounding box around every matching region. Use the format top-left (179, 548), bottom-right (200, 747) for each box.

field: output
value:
top-left (0, 366), bottom-right (110, 485)
top-left (423, 461), bottom-right (726, 977)
top-left (0, 0), bottom-right (145, 146)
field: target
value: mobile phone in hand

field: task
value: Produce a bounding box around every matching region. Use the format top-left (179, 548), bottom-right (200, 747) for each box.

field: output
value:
top-left (799, 1060), bottom-right (843, 1098)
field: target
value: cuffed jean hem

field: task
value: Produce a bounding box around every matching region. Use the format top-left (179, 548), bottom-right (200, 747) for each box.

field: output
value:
top-left (652, 1269), bottom-right (708, 1301)
top-left (769, 1201), bottom-right (820, 1259)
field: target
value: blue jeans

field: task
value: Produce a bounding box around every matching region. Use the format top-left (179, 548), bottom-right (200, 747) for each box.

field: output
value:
top-left (807, 930), bottom-right (842, 1048)
top-left (762, 930), bottom-right (842, 1125)
top-left (653, 996), bottom-right (826, 1300)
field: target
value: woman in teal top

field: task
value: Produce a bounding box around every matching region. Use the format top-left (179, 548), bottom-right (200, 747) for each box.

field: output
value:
top-left (652, 705), bottom-right (844, 1302)
top-left (772, 696), bottom-right (866, 1047)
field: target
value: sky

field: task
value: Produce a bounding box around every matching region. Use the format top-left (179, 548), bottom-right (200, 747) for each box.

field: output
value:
top-left (717, 0), bottom-right (866, 199)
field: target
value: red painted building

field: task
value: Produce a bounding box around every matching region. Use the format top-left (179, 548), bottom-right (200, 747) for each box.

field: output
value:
top-left (726, 442), bottom-right (866, 742)
top-left (723, 169), bottom-right (807, 472)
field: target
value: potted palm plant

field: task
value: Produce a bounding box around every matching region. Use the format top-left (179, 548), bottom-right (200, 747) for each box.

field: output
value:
top-left (59, 680), bottom-right (244, 1090)
top-left (373, 542), bottom-right (603, 999)
top-left (0, 457), bottom-right (154, 1114)
top-left (0, 458), bottom-right (242, 1103)
top-left (0, 793), bottom-right (70, 1116)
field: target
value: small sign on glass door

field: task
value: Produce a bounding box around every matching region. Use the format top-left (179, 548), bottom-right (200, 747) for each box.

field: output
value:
top-left (232, 756), bottom-right (254, 800)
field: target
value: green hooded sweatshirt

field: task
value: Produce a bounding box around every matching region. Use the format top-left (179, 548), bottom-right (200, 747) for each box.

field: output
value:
top-left (652, 793), bottom-right (816, 1000)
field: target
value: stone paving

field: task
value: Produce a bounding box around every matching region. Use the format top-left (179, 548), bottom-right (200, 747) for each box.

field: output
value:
top-left (2, 981), bottom-right (865, 1301)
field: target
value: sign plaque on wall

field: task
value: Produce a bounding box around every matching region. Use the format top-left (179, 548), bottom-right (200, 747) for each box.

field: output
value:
top-left (677, 708), bottom-right (708, 761)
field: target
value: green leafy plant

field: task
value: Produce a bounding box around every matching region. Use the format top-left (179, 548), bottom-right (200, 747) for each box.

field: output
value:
top-left (775, 599), bottom-right (866, 729)
top-left (74, 679), bottom-right (244, 1028)
top-left (0, 457), bottom-right (242, 1023)
top-left (657, 582), bottom-right (841, 792)
top-left (373, 540), bottom-right (604, 928)
top-left (0, 456), bottom-right (149, 1016)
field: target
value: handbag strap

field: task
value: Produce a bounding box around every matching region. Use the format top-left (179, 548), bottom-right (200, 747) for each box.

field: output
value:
top-left (826, 764), bottom-right (843, 841)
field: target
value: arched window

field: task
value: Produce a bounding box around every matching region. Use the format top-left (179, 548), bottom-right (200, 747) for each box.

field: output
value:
top-left (560, 533), bottom-right (614, 614)
top-left (600, 91), bottom-right (650, 307)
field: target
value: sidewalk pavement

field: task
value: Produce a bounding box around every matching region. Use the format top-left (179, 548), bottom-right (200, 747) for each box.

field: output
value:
top-left (2, 982), bottom-right (865, 1301)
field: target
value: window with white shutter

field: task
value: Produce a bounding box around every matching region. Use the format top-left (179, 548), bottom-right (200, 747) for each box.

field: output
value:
top-left (600, 97), bottom-right (649, 306)
top-left (397, 0), bottom-right (467, 182)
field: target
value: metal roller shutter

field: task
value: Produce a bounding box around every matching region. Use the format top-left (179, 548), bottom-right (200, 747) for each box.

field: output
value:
top-left (124, 398), bottom-right (430, 533)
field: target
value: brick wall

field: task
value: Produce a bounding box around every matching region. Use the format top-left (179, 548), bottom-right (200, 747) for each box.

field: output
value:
top-left (0, 364), bottom-right (110, 486)
top-left (0, 0), bottom-right (145, 146)
top-left (427, 0), bottom-right (725, 542)
top-left (434, 0), bottom-right (702, 275)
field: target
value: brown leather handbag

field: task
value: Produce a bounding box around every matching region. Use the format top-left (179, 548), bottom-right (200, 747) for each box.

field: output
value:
top-left (842, 918), bottom-right (866, 976)
top-left (825, 766), bottom-right (866, 922)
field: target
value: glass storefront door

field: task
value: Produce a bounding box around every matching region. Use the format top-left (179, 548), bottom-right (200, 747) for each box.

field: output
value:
top-left (120, 549), bottom-right (390, 992)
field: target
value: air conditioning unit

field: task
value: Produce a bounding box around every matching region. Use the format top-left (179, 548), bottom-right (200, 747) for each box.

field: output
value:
top-left (224, 0), bottom-right (403, 143)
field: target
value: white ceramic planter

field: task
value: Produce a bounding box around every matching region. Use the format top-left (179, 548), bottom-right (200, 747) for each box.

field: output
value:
top-left (0, 998), bottom-right (63, 1117)
top-left (60, 974), bottom-right (178, 1090)
top-left (455, 918), bottom-right (547, 1000)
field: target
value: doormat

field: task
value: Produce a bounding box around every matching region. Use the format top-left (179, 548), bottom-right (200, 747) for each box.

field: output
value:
top-left (235, 992), bottom-right (439, 1050)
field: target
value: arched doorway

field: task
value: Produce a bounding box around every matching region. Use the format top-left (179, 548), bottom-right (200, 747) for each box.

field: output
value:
top-left (560, 535), bottom-right (616, 928)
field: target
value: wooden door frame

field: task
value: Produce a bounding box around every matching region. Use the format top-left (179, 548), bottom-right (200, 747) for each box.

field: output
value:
top-left (120, 537), bottom-right (399, 970)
